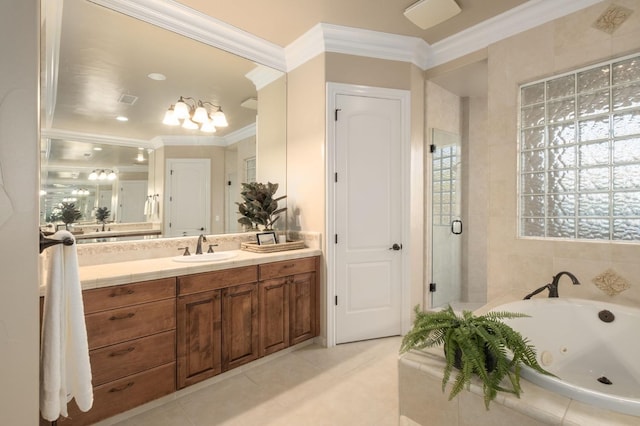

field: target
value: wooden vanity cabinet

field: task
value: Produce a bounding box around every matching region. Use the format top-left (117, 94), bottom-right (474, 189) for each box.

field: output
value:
top-left (258, 256), bottom-right (320, 356)
top-left (177, 266), bottom-right (258, 388)
top-left (48, 277), bottom-right (177, 426)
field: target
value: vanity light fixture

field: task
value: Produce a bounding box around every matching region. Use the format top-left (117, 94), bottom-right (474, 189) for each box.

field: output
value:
top-left (163, 96), bottom-right (228, 133)
top-left (88, 169), bottom-right (117, 181)
top-left (71, 188), bottom-right (90, 196)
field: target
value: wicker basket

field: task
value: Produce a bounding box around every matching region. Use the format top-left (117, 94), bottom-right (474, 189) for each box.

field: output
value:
top-left (240, 240), bottom-right (305, 253)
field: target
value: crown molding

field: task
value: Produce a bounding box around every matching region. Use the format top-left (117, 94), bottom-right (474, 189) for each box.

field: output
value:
top-left (151, 123), bottom-right (255, 148)
top-left (245, 65), bottom-right (285, 91)
top-left (88, 0), bottom-right (287, 71)
top-left (426, 0), bottom-right (606, 69)
top-left (284, 0), bottom-right (606, 71)
top-left (285, 23), bottom-right (430, 71)
top-left (224, 123), bottom-right (257, 145)
top-left (41, 128), bottom-right (151, 148)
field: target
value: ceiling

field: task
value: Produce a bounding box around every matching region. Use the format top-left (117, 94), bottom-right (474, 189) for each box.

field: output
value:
top-left (43, 0), bottom-right (531, 170)
top-left (179, 0), bottom-right (528, 47)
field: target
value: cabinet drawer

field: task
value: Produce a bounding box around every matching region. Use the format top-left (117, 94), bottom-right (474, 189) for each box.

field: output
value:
top-left (83, 277), bottom-right (176, 314)
top-left (178, 266), bottom-right (257, 295)
top-left (258, 257), bottom-right (317, 281)
top-left (90, 330), bottom-right (176, 386)
top-left (57, 362), bottom-right (175, 425)
top-left (86, 298), bottom-right (175, 350)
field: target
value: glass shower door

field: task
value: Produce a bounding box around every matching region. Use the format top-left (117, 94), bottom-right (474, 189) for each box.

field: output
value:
top-left (431, 129), bottom-right (463, 308)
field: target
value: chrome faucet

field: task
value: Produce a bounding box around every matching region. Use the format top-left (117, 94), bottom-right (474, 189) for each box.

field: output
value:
top-left (196, 234), bottom-right (207, 255)
top-left (547, 271), bottom-right (580, 297)
top-left (523, 271), bottom-right (580, 299)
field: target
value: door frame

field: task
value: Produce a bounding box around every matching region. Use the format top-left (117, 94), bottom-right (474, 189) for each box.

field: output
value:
top-left (325, 82), bottom-right (412, 347)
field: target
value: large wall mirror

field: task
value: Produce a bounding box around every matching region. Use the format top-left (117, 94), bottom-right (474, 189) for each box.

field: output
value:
top-left (40, 0), bottom-right (287, 243)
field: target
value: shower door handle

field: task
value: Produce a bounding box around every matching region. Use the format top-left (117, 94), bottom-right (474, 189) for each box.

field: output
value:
top-left (451, 219), bottom-right (463, 235)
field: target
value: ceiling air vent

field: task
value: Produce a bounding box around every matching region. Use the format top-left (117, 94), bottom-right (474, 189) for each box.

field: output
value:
top-left (118, 93), bottom-right (138, 105)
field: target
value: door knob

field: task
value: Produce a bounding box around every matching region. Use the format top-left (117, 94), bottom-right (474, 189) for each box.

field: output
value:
top-left (389, 243), bottom-right (402, 251)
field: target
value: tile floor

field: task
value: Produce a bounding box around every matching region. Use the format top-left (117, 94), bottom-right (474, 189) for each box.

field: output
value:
top-left (112, 336), bottom-right (402, 426)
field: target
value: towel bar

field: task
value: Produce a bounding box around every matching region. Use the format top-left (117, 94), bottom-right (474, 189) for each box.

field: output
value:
top-left (39, 231), bottom-right (74, 253)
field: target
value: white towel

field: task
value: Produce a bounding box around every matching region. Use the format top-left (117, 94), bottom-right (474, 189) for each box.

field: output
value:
top-left (144, 197), bottom-right (151, 216)
top-left (40, 231), bottom-right (93, 421)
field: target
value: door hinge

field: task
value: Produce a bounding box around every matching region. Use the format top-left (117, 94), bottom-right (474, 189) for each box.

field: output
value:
top-left (429, 283), bottom-right (437, 292)
top-left (335, 172), bottom-right (338, 182)
top-left (170, 196), bottom-right (173, 202)
top-left (335, 295), bottom-right (338, 305)
top-left (335, 234), bottom-right (338, 244)
top-left (335, 108), bottom-right (342, 121)
top-left (170, 169), bottom-right (174, 175)
top-left (169, 222), bottom-right (172, 228)
top-left (429, 144), bottom-right (436, 153)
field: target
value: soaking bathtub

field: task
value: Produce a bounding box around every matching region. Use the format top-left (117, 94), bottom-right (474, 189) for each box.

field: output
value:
top-left (492, 298), bottom-right (640, 416)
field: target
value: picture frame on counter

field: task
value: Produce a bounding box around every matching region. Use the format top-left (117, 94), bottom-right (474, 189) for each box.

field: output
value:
top-left (256, 231), bottom-right (277, 245)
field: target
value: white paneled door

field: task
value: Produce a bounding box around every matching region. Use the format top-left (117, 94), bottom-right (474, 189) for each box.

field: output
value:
top-left (165, 158), bottom-right (211, 237)
top-left (334, 93), bottom-right (404, 344)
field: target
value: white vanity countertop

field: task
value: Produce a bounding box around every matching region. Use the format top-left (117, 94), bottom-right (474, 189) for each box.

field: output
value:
top-left (40, 248), bottom-right (322, 294)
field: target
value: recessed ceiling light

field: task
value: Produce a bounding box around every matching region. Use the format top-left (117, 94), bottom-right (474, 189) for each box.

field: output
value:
top-left (148, 72), bottom-right (166, 81)
top-left (116, 116), bottom-right (129, 122)
top-left (93, 147), bottom-right (102, 151)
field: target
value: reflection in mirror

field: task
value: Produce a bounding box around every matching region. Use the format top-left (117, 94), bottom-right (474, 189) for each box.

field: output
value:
top-left (40, 0), bottom-right (286, 243)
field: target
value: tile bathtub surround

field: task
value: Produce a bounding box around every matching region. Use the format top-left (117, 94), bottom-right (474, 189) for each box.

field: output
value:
top-left (97, 336), bottom-right (400, 426)
top-left (71, 231), bottom-right (321, 266)
top-left (399, 349), bottom-right (640, 426)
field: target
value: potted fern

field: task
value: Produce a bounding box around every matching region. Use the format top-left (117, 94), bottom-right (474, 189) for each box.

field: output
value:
top-left (400, 305), bottom-right (553, 409)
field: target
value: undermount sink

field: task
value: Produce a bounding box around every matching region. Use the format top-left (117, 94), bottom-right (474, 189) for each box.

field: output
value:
top-left (172, 251), bottom-right (238, 263)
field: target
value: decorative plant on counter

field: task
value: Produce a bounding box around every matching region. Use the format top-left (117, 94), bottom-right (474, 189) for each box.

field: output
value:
top-left (95, 206), bottom-right (111, 231)
top-left (236, 182), bottom-right (287, 231)
top-left (400, 305), bottom-right (554, 409)
top-left (57, 202), bottom-right (83, 230)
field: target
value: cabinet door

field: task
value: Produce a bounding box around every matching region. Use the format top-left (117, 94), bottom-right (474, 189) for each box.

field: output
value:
top-left (222, 283), bottom-right (258, 370)
top-left (177, 290), bottom-right (222, 389)
top-left (290, 272), bottom-right (318, 345)
top-left (259, 277), bottom-right (290, 357)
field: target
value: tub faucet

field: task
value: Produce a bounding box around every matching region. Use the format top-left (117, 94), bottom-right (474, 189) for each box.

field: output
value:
top-left (547, 271), bottom-right (580, 297)
top-left (523, 271), bottom-right (581, 299)
top-left (196, 234), bottom-right (207, 255)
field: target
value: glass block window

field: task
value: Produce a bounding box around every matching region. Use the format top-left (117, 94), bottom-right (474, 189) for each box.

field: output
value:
top-left (244, 157), bottom-right (256, 183)
top-left (519, 54), bottom-right (640, 241)
top-left (433, 145), bottom-right (458, 227)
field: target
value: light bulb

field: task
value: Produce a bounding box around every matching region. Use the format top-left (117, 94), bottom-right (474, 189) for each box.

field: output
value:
top-left (88, 171), bottom-right (98, 180)
top-left (163, 107), bottom-right (180, 125)
top-left (174, 98), bottom-right (190, 119)
top-left (98, 170), bottom-right (107, 180)
top-left (212, 110), bottom-right (228, 127)
top-left (182, 117), bottom-right (198, 130)
top-left (107, 171), bottom-right (117, 180)
top-left (192, 105), bottom-right (209, 123)
top-left (200, 120), bottom-right (217, 133)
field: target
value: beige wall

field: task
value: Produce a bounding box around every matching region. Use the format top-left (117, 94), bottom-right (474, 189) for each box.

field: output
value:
top-left (485, 0), bottom-right (640, 305)
top-left (225, 136), bottom-right (256, 232)
top-left (256, 75), bottom-right (287, 196)
top-left (0, 0), bottom-right (39, 422)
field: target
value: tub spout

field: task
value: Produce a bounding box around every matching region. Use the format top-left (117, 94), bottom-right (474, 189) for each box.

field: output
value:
top-left (548, 271), bottom-right (580, 297)
top-left (523, 271), bottom-right (580, 299)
